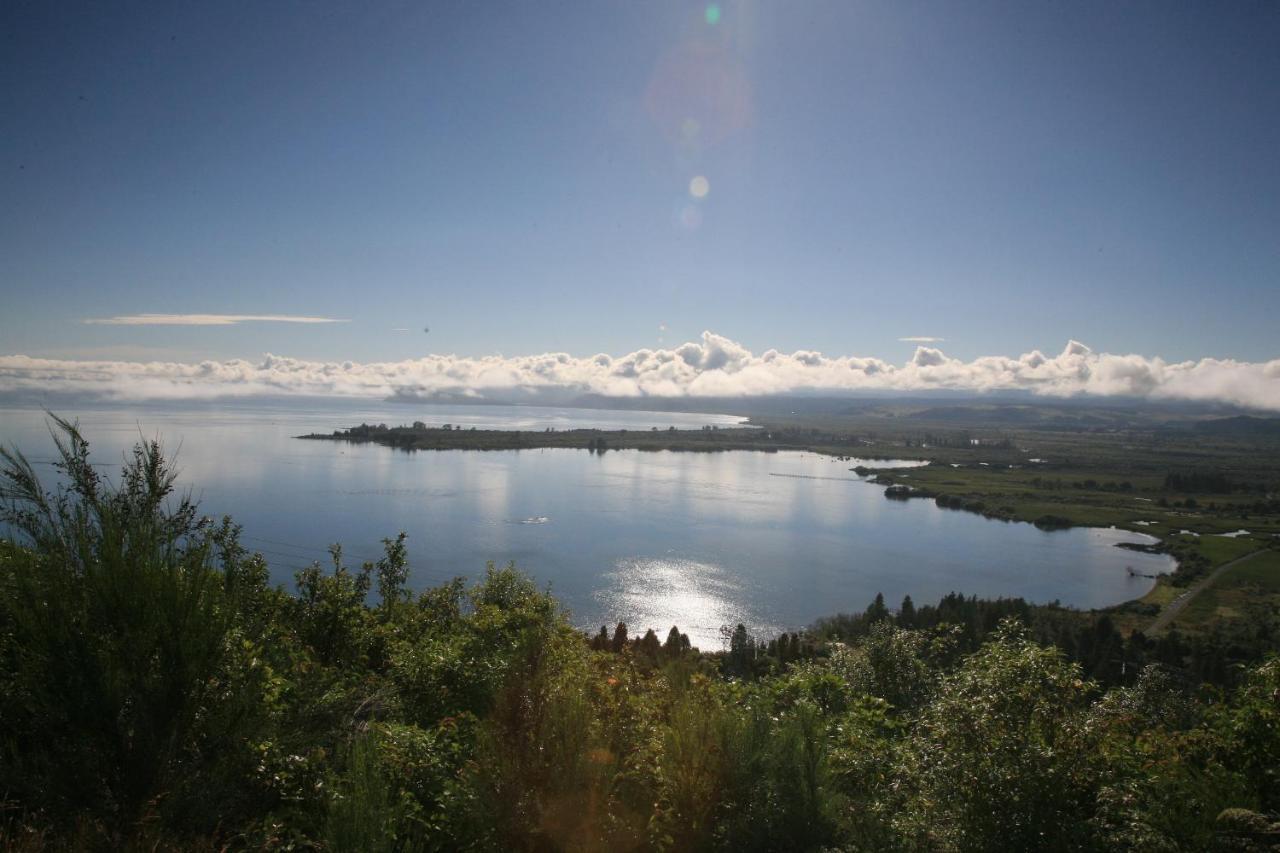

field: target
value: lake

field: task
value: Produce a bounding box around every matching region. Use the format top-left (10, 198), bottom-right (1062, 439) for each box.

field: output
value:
top-left (0, 400), bottom-right (1173, 647)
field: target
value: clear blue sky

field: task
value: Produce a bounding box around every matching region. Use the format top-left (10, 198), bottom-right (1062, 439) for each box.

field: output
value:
top-left (2, 0), bottom-right (1278, 364)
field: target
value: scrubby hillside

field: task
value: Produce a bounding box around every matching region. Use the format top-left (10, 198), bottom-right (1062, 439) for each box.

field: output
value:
top-left (1, 421), bottom-right (1277, 851)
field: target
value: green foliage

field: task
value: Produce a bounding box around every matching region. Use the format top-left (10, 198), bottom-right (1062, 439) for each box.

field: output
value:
top-left (0, 417), bottom-right (274, 836)
top-left (376, 532), bottom-right (410, 615)
top-left (832, 620), bottom-right (943, 713)
top-left (3, 422), bottom-right (1280, 850)
top-left (293, 544), bottom-right (376, 668)
top-left (713, 698), bottom-right (836, 851)
top-left (468, 626), bottom-right (607, 850)
top-left (655, 683), bottom-right (727, 849)
top-left (371, 717), bottom-right (480, 848)
top-left (1216, 657), bottom-right (1280, 814)
top-left (1088, 665), bottom-right (1247, 850)
top-left (324, 735), bottom-right (399, 853)
top-left (893, 620), bottom-right (1097, 850)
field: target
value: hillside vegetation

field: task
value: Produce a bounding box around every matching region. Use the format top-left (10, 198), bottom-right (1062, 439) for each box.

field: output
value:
top-left (2, 420), bottom-right (1279, 851)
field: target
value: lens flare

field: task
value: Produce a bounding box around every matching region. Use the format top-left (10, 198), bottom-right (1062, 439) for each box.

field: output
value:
top-left (643, 42), bottom-right (753, 150)
top-left (689, 175), bottom-right (710, 198)
top-left (705, 4), bottom-right (721, 25)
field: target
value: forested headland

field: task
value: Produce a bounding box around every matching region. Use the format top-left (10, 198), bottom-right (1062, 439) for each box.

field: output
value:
top-left (2, 420), bottom-right (1279, 851)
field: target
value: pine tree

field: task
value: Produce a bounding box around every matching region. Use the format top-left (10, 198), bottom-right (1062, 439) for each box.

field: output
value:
top-left (898, 595), bottom-right (917, 627)
top-left (663, 626), bottom-right (684, 659)
top-left (640, 628), bottom-right (661, 660)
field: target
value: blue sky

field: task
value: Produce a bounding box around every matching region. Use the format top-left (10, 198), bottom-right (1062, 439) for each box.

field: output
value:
top-left (2, 0), bottom-right (1279, 367)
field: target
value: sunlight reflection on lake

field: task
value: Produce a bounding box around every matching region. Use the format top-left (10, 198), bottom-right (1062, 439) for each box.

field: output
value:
top-left (596, 557), bottom-right (756, 649)
top-left (0, 401), bottom-right (1175, 650)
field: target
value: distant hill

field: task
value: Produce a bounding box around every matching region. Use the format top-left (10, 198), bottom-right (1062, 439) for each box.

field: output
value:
top-left (1192, 415), bottom-right (1280, 437)
top-left (898, 405), bottom-right (1126, 428)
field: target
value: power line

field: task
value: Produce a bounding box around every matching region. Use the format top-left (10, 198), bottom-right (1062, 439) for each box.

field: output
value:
top-left (237, 534), bottom-right (466, 586)
top-left (239, 533), bottom-right (384, 563)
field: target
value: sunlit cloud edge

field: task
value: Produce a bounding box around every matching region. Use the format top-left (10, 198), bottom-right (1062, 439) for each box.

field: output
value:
top-left (3, 331), bottom-right (1279, 411)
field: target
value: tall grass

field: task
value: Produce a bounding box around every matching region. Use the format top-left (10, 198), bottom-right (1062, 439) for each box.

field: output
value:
top-left (323, 736), bottom-right (398, 853)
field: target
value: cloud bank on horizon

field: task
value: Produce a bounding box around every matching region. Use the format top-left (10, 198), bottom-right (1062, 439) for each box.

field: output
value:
top-left (2, 331), bottom-right (1278, 410)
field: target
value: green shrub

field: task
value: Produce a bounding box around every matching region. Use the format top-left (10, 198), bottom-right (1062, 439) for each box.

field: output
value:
top-left (0, 417), bottom-right (273, 835)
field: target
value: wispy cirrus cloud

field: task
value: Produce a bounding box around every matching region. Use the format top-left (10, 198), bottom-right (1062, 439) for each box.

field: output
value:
top-left (83, 313), bottom-right (348, 326)
top-left (899, 336), bottom-right (946, 343)
top-left (2, 331), bottom-right (1278, 410)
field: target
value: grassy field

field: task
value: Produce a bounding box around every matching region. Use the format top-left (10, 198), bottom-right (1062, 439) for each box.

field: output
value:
top-left (1094, 534), bottom-right (1273, 635)
top-left (1173, 549), bottom-right (1280, 629)
top-left (794, 403), bottom-right (1278, 554)
top-left (835, 450), bottom-right (1278, 536)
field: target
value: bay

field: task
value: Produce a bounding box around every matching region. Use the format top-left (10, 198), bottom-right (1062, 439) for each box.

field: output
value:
top-left (0, 400), bottom-right (1172, 647)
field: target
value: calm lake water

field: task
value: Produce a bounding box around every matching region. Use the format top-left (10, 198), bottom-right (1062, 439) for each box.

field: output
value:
top-left (0, 401), bottom-right (1173, 647)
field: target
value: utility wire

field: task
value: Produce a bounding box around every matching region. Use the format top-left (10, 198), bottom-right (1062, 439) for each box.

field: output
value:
top-left (238, 534), bottom-right (464, 585)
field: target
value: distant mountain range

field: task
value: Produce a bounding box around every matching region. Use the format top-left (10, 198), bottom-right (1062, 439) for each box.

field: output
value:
top-left (1190, 415), bottom-right (1280, 437)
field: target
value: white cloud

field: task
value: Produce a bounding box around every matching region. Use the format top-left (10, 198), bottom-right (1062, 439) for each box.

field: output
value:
top-left (83, 313), bottom-right (348, 326)
top-left (899, 336), bottom-right (946, 343)
top-left (910, 346), bottom-right (949, 368)
top-left (2, 330), bottom-right (1278, 410)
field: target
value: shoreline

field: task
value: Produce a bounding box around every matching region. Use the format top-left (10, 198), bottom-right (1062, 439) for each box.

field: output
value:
top-left (301, 423), bottom-right (1188, 621)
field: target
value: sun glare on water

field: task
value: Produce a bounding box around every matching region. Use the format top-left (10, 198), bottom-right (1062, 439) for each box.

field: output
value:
top-left (594, 556), bottom-right (776, 649)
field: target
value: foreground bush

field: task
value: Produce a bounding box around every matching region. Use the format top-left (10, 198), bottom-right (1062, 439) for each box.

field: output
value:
top-left (1, 421), bottom-right (1277, 851)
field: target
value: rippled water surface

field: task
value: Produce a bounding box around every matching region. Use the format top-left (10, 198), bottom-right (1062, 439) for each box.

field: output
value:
top-left (0, 401), bottom-right (1173, 647)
